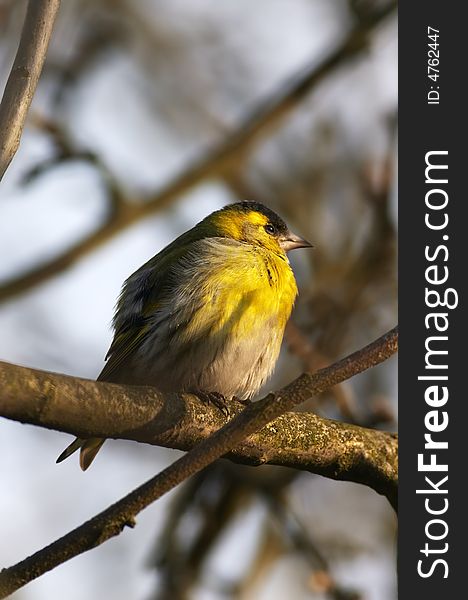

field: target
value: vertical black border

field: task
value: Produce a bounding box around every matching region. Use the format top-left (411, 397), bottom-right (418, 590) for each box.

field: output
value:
top-left (399, 2), bottom-right (465, 596)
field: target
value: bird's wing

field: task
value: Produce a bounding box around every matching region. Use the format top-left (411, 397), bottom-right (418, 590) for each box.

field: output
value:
top-left (97, 324), bottom-right (151, 382)
top-left (97, 241), bottom-right (191, 383)
top-left (98, 227), bottom-right (214, 382)
top-left (98, 236), bottom-right (247, 384)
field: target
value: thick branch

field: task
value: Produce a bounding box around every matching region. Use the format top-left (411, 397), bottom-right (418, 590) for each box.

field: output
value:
top-left (0, 0), bottom-right (61, 180)
top-left (0, 2), bottom-right (396, 303)
top-left (0, 328), bottom-right (398, 498)
top-left (0, 356), bottom-right (397, 497)
top-left (0, 327), bottom-right (397, 597)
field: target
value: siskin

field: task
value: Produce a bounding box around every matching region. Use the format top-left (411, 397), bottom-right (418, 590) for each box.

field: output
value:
top-left (57, 202), bottom-right (312, 469)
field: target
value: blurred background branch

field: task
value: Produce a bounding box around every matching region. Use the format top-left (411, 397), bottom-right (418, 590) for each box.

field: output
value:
top-left (0, 1), bottom-right (395, 303)
top-left (0, 0), bottom-right (61, 179)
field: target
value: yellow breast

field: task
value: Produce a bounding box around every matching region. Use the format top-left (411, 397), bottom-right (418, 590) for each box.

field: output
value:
top-left (180, 240), bottom-right (298, 343)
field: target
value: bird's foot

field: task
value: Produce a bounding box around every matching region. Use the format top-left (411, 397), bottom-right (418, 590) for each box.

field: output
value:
top-left (197, 391), bottom-right (230, 417)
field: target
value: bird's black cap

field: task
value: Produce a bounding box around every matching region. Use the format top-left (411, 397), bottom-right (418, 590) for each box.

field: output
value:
top-left (227, 201), bottom-right (289, 235)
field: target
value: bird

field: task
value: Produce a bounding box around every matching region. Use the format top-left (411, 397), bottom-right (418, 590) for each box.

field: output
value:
top-left (57, 201), bottom-right (312, 470)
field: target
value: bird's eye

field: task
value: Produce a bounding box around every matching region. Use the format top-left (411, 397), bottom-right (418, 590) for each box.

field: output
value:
top-left (265, 224), bottom-right (276, 235)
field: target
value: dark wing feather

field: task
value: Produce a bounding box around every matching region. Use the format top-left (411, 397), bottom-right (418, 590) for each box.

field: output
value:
top-left (97, 231), bottom-right (201, 383)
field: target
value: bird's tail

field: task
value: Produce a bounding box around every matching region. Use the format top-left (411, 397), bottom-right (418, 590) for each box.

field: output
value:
top-left (56, 437), bottom-right (105, 471)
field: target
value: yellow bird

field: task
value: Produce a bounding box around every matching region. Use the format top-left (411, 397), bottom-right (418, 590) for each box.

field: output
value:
top-left (57, 201), bottom-right (312, 469)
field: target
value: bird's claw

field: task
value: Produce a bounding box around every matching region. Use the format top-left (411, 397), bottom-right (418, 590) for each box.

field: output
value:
top-left (197, 391), bottom-right (230, 417)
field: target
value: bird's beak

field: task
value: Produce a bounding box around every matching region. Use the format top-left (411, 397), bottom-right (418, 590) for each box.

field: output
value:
top-left (280, 231), bottom-right (314, 252)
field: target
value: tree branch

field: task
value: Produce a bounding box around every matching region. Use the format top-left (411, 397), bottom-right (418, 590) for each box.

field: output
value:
top-left (0, 1), bottom-right (396, 303)
top-left (0, 327), bottom-right (397, 598)
top-left (0, 0), bottom-right (61, 180)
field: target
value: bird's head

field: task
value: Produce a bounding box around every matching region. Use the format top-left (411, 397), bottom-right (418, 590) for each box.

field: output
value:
top-left (205, 201), bottom-right (313, 256)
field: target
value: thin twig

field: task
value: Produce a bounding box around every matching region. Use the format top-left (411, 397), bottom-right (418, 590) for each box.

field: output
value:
top-left (0, 2), bottom-right (396, 303)
top-left (0, 327), bottom-right (397, 598)
top-left (285, 321), bottom-right (359, 422)
top-left (0, 0), bottom-right (61, 180)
